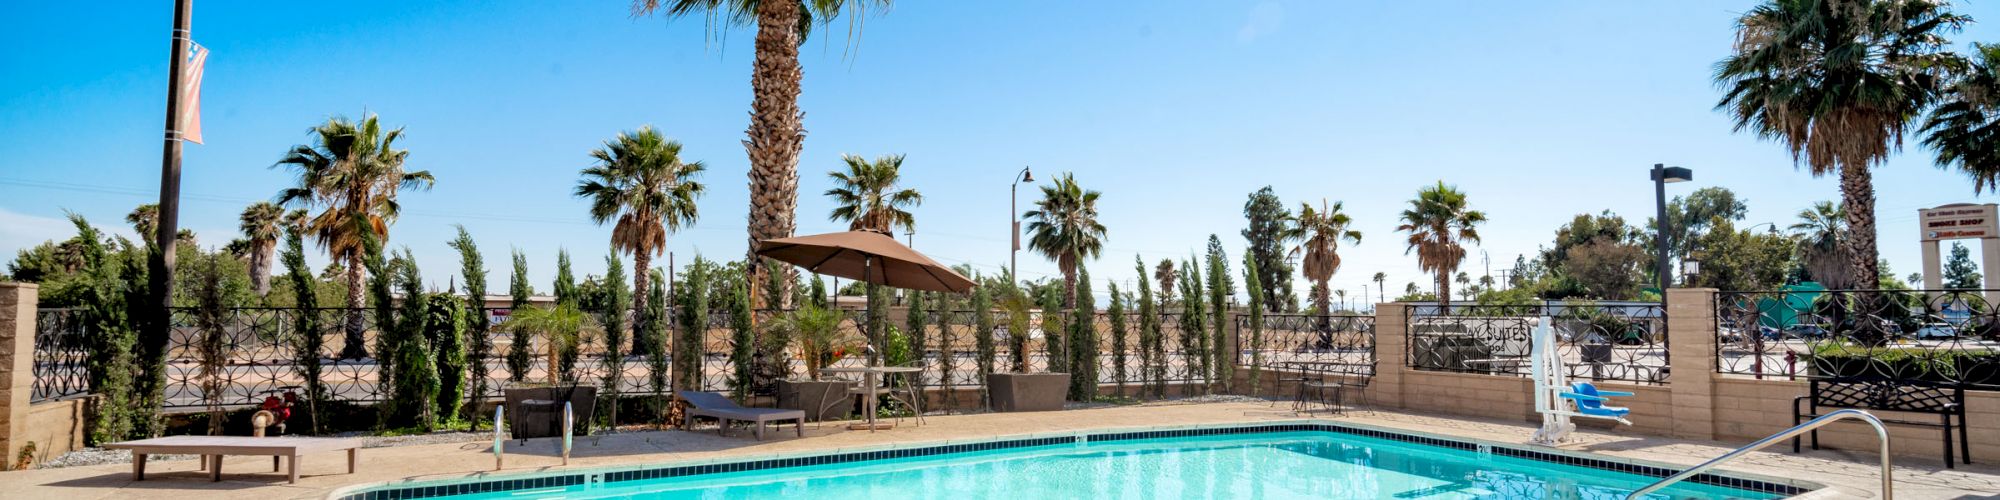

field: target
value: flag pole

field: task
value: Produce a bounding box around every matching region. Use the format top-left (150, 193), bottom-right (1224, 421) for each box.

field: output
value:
top-left (148, 0), bottom-right (192, 403)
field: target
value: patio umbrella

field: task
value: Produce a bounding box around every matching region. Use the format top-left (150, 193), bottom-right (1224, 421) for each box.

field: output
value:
top-left (754, 229), bottom-right (975, 293)
top-left (755, 229), bottom-right (976, 363)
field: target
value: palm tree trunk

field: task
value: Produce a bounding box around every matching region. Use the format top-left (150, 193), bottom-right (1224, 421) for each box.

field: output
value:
top-left (1840, 163), bottom-right (1880, 289)
top-left (1436, 273), bottom-right (1452, 311)
top-left (341, 254), bottom-right (369, 359)
top-left (632, 252), bottom-right (652, 354)
top-left (744, 0), bottom-right (806, 309)
top-left (248, 244), bottom-right (271, 296)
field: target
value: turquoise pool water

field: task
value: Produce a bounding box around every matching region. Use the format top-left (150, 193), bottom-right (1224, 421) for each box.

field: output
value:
top-left (430, 432), bottom-right (1785, 499)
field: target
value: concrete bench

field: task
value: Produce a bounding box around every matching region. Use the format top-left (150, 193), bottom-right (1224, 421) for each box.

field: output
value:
top-left (104, 435), bottom-right (365, 483)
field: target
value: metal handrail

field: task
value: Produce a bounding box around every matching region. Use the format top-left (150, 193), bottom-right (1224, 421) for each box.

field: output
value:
top-left (1625, 409), bottom-right (1891, 500)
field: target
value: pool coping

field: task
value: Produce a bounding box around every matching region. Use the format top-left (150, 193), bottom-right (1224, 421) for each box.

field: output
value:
top-left (327, 419), bottom-right (1823, 499)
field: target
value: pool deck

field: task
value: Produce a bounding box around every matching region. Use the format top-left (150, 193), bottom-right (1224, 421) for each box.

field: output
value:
top-left (0, 401), bottom-right (1993, 499)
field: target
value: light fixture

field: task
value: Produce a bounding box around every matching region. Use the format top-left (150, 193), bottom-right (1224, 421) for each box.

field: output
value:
top-left (1652, 166), bottom-right (1693, 183)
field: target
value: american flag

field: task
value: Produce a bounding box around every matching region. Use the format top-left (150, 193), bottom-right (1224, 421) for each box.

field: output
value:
top-left (179, 42), bottom-right (207, 144)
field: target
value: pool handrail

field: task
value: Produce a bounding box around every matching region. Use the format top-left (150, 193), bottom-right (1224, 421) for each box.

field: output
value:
top-left (1624, 408), bottom-right (1890, 500)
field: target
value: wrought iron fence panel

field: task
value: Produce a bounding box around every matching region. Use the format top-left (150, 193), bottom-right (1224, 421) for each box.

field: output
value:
top-left (1239, 313), bottom-right (1376, 374)
top-left (1715, 289), bottom-right (2000, 389)
top-left (1404, 303), bottom-right (1667, 385)
top-left (31, 308), bottom-right (89, 403)
top-left (160, 307), bottom-right (387, 409)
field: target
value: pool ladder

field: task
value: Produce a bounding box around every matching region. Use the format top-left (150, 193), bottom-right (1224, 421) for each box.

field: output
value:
top-left (1625, 409), bottom-right (1892, 500)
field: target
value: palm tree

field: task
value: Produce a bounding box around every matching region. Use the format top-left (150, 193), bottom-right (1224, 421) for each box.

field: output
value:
top-left (576, 126), bottom-right (707, 354)
top-left (1372, 271), bottom-right (1386, 305)
top-left (825, 154), bottom-right (921, 233)
top-left (1333, 289), bottom-right (1347, 312)
top-left (631, 0), bottom-right (891, 308)
top-left (1455, 272), bottom-right (1473, 301)
top-left (127, 204), bottom-right (159, 239)
top-left (1715, 0), bottom-right (1967, 288)
top-left (238, 202), bottom-right (286, 296)
top-left (274, 114), bottom-right (434, 359)
top-left (1923, 43), bottom-right (2000, 193)
top-left (1023, 173), bottom-right (1107, 306)
top-left (1791, 201), bottom-right (1857, 287)
top-left (1285, 199), bottom-right (1362, 318)
top-left (1397, 182), bottom-right (1486, 309)
top-left (505, 303), bottom-right (599, 385)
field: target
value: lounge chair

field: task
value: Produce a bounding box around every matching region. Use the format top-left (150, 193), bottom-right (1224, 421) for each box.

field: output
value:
top-left (678, 391), bottom-right (806, 440)
top-left (1561, 382), bottom-right (1632, 420)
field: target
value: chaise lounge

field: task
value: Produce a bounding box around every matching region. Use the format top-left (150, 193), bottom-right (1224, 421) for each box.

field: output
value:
top-left (678, 390), bottom-right (807, 440)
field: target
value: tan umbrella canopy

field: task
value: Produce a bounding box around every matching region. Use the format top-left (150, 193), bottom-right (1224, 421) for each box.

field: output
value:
top-left (754, 230), bottom-right (975, 293)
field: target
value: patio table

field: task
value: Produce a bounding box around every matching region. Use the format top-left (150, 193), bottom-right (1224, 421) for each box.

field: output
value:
top-left (823, 366), bottom-right (924, 431)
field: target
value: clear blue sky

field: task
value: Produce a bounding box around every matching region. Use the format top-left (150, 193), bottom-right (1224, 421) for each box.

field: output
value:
top-left (6, 1), bottom-right (2000, 303)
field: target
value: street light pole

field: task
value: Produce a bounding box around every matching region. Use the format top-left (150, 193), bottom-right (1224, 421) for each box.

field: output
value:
top-left (1651, 163), bottom-right (1693, 293)
top-left (1010, 166), bottom-right (1033, 285)
top-left (150, 0), bottom-right (193, 370)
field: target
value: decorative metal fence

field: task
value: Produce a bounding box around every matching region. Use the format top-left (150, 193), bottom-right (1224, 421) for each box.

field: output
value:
top-left (31, 309), bottom-right (89, 403)
top-left (1715, 289), bottom-right (2000, 389)
top-left (1404, 303), bottom-right (1668, 385)
top-left (1239, 313), bottom-right (1376, 374)
top-left (35, 302), bottom-right (1318, 413)
top-left (902, 310), bottom-right (1225, 397)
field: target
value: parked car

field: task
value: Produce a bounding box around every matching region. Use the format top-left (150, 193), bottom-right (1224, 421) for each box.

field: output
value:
top-left (1779, 324), bottom-right (1829, 340)
top-left (1913, 323), bottom-right (1959, 339)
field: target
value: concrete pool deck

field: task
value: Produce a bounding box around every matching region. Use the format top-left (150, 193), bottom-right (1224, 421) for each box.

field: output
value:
top-left (0, 401), bottom-right (1993, 499)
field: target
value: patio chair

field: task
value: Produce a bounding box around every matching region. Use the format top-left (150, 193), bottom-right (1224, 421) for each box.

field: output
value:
top-left (678, 391), bottom-right (806, 440)
top-left (1561, 382), bottom-right (1631, 420)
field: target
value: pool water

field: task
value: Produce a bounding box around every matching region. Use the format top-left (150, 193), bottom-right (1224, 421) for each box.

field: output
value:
top-left (436, 432), bottom-right (1784, 499)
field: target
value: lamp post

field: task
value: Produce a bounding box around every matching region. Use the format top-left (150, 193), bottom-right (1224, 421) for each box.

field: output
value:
top-left (1010, 166), bottom-right (1033, 284)
top-left (1651, 163), bottom-right (1693, 292)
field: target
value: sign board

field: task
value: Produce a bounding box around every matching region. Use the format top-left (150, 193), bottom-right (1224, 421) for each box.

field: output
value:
top-left (1919, 203), bottom-right (2000, 241)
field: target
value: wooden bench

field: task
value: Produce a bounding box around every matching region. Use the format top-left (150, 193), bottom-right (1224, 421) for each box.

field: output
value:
top-left (104, 436), bottom-right (364, 483)
top-left (1792, 376), bottom-right (1969, 468)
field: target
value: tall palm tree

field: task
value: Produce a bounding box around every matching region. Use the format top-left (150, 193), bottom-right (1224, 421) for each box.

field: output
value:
top-left (238, 202), bottom-right (286, 296)
top-left (1715, 0), bottom-right (1966, 288)
top-left (631, 0), bottom-right (891, 309)
top-left (1284, 199), bottom-right (1362, 317)
top-left (1023, 173), bottom-right (1107, 307)
top-left (1333, 289), bottom-right (1346, 312)
top-left (1372, 271), bottom-right (1386, 305)
top-left (1791, 201), bottom-right (1857, 287)
top-left (1923, 43), bottom-right (2000, 193)
top-left (825, 154), bottom-right (921, 233)
top-left (577, 126), bottom-right (707, 354)
top-left (1396, 182), bottom-right (1486, 309)
top-left (274, 114), bottom-right (434, 359)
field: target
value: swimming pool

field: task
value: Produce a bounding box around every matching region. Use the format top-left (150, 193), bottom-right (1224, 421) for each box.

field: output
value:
top-left (337, 424), bottom-right (1807, 499)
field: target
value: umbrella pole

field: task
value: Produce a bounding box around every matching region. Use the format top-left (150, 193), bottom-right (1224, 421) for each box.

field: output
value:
top-left (865, 254), bottom-right (877, 367)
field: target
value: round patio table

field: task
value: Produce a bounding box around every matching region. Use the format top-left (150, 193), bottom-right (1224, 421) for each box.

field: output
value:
top-left (822, 366), bottom-right (924, 431)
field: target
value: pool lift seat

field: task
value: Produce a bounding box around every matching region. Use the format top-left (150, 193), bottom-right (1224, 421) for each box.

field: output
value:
top-left (1529, 317), bottom-right (1633, 444)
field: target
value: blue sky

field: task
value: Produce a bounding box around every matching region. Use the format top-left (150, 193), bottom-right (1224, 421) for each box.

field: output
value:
top-left (5, 1), bottom-right (2000, 304)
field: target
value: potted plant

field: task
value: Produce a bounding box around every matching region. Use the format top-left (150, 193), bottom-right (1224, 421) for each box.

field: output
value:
top-left (500, 303), bottom-right (600, 438)
top-left (987, 288), bottom-right (1070, 412)
top-left (772, 305), bottom-right (861, 421)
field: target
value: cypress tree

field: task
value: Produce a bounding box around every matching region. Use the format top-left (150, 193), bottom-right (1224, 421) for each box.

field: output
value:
top-left (447, 227), bottom-right (488, 427)
top-left (506, 250), bottom-right (533, 382)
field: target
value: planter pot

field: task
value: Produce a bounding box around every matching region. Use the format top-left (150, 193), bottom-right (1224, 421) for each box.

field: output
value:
top-left (502, 384), bottom-right (598, 439)
top-left (777, 380), bottom-right (856, 422)
top-left (988, 372), bottom-right (1070, 412)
